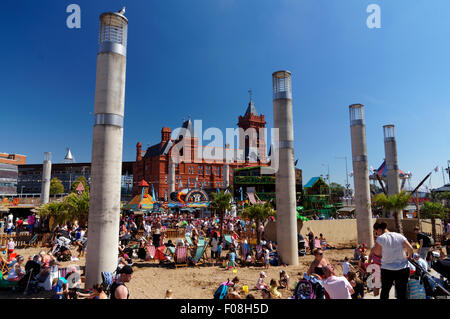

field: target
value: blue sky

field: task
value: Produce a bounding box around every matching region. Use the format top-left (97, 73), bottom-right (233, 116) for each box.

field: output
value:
top-left (1, 0), bottom-right (449, 190)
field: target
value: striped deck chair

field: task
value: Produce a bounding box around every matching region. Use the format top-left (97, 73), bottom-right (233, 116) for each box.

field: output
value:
top-left (146, 245), bottom-right (156, 261)
top-left (59, 267), bottom-right (69, 278)
top-left (174, 246), bottom-right (188, 268)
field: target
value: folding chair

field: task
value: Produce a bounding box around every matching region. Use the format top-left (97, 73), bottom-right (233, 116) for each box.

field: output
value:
top-left (146, 245), bottom-right (156, 261)
top-left (24, 233), bottom-right (39, 248)
top-left (193, 242), bottom-right (209, 266)
top-left (185, 234), bottom-right (194, 247)
top-left (0, 254), bottom-right (12, 277)
top-left (314, 239), bottom-right (322, 249)
top-left (174, 246), bottom-right (188, 268)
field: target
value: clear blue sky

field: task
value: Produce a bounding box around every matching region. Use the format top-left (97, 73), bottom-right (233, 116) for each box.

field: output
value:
top-left (1, 0), bottom-right (449, 190)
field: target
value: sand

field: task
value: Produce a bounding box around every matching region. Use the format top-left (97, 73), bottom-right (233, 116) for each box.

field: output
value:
top-left (0, 244), bottom-right (357, 299)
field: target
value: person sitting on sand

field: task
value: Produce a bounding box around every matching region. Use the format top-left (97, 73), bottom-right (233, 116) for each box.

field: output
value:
top-left (256, 271), bottom-right (267, 290)
top-left (7, 255), bottom-right (25, 282)
top-left (307, 249), bottom-right (331, 278)
top-left (77, 284), bottom-right (108, 299)
top-left (227, 286), bottom-right (242, 299)
top-left (279, 270), bottom-right (290, 289)
top-left (269, 279), bottom-right (282, 299)
top-left (319, 233), bottom-right (335, 249)
top-left (261, 287), bottom-right (271, 299)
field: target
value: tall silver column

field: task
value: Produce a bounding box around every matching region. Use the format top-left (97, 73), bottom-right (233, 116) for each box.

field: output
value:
top-left (349, 104), bottom-right (374, 247)
top-left (168, 160), bottom-right (175, 194)
top-left (383, 124), bottom-right (402, 219)
top-left (86, 9), bottom-right (128, 288)
top-left (273, 71), bottom-right (298, 266)
top-left (40, 152), bottom-right (52, 205)
top-left (223, 164), bottom-right (230, 188)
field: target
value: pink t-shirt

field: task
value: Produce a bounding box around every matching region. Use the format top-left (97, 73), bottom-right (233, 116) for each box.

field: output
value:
top-left (323, 276), bottom-right (353, 299)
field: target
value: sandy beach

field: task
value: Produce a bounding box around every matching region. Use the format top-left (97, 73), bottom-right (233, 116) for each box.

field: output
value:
top-left (0, 244), bottom-right (358, 299)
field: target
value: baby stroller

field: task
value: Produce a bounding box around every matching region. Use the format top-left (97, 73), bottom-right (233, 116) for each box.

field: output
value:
top-left (298, 240), bottom-right (306, 257)
top-left (409, 258), bottom-right (450, 299)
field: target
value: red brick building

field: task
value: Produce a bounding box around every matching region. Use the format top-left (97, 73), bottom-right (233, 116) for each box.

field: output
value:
top-left (0, 153), bottom-right (26, 165)
top-left (132, 98), bottom-right (268, 200)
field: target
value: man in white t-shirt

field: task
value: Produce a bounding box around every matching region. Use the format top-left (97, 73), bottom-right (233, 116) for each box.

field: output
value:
top-left (7, 213), bottom-right (13, 224)
top-left (322, 265), bottom-right (354, 299)
top-left (371, 222), bottom-right (414, 300)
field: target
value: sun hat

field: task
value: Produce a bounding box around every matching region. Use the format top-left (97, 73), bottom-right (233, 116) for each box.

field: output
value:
top-left (260, 271), bottom-right (266, 277)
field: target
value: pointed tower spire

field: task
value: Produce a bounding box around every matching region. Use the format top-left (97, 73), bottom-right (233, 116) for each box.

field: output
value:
top-left (62, 147), bottom-right (75, 163)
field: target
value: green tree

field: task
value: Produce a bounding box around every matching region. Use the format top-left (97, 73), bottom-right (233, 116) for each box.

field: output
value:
top-left (209, 191), bottom-right (232, 234)
top-left (38, 192), bottom-right (90, 228)
top-left (38, 201), bottom-right (68, 229)
top-left (71, 176), bottom-right (89, 193)
top-left (330, 183), bottom-right (345, 197)
top-left (242, 202), bottom-right (276, 242)
top-left (50, 177), bottom-right (65, 196)
top-left (372, 191), bottom-right (410, 234)
top-left (64, 191), bottom-right (90, 226)
top-left (421, 201), bottom-right (448, 241)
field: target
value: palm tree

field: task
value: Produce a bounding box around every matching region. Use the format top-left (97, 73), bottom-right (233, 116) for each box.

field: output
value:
top-left (373, 191), bottom-right (410, 234)
top-left (421, 201), bottom-right (448, 242)
top-left (38, 201), bottom-right (68, 230)
top-left (388, 191), bottom-right (411, 235)
top-left (242, 202), bottom-right (276, 242)
top-left (64, 192), bottom-right (90, 226)
top-left (209, 191), bottom-right (232, 234)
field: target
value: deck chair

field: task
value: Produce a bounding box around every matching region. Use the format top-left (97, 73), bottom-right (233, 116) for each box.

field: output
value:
top-left (59, 267), bottom-right (69, 278)
top-left (24, 233), bottom-right (39, 248)
top-left (193, 242), bottom-right (209, 265)
top-left (224, 235), bottom-right (233, 249)
top-left (314, 239), bottom-right (322, 249)
top-left (174, 246), bottom-right (188, 268)
top-left (0, 255), bottom-right (12, 277)
top-left (146, 245), bottom-right (156, 261)
top-left (185, 234), bottom-right (194, 247)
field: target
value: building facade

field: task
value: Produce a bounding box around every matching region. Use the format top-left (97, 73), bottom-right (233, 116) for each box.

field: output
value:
top-left (132, 99), bottom-right (268, 201)
top-left (17, 162), bottom-right (134, 199)
top-left (0, 163), bottom-right (18, 195)
top-left (0, 153), bottom-right (27, 165)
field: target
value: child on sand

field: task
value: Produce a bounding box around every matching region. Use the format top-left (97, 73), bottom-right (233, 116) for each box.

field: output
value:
top-left (264, 248), bottom-right (270, 269)
top-left (269, 279), bottom-right (282, 299)
top-left (227, 249), bottom-right (236, 270)
top-left (279, 270), bottom-right (290, 289)
top-left (341, 257), bottom-right (353, 277)
top-left (256, 271), bottom-right (267, 290)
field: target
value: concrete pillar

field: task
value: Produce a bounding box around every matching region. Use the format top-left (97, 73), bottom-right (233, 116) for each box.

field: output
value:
top-left (273, 71), bottom-right (298, 266)
top-left (349, 104), bottom-right (374, 247)
top-left (168, 160), bottom-right (175, 194)
top-left (40, 152), bottom-right (52, 205)
top-left (86, 9), bottom-right (128, 288)
top-left (223, 164), bottom-right (230, 188)
top-left (383, 124), bottom-right (402, 219)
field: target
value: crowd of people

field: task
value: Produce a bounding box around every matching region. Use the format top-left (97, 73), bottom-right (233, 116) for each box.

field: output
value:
top-left (1, 209), bottom-right (449, 299)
